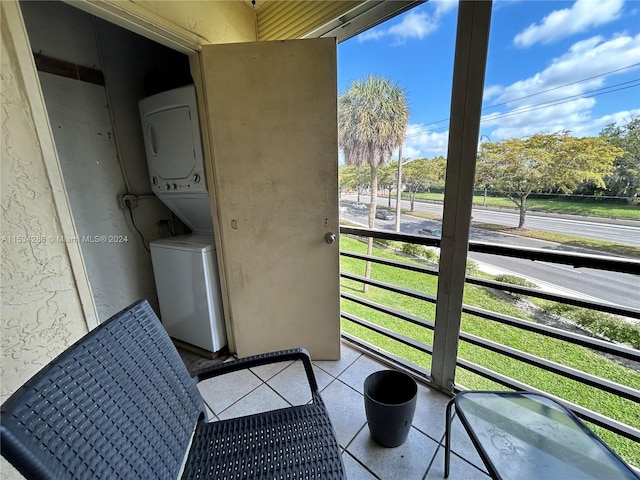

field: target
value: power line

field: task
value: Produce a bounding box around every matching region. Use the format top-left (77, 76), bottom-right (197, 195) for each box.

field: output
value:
top-left (486, 84), bottom-right (640, 121)
top-left (481, 80), bottom-right (640, 123)
top-left (482, 63), bottom-right (640, 112)
top-left (405, 63), bottom-right (640, 138)
top-left (403, 78), bottom-right (639, 140)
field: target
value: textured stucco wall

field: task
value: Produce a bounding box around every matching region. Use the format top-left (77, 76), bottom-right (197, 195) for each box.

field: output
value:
top-left (133, 0), bottom-right (257, 43)
top-left (0, 0), bottom-right (254, 402)
top-left (1, 5), bottom-right (88, 399)
top-left (20, 0), bottom-right (188, 321)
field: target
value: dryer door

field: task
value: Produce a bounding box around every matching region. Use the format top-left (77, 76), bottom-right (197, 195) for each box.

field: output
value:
top-left (143, 106), bottom-right (196, 181)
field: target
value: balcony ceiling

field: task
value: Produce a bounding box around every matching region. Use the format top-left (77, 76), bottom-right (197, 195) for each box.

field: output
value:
top-left (248, 0), bottom-right (424, 42)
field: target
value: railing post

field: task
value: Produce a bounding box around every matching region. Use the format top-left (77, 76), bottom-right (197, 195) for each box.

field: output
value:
top-left (431, 0), bottom-right (493, 393)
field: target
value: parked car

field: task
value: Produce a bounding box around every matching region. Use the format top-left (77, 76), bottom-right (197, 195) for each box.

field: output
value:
top-left (351, 202), bottom-right (368, 210)
top-left (418, 228), bottom-right (441, 238)
top-left (375, 209), bottom-right (395, 220)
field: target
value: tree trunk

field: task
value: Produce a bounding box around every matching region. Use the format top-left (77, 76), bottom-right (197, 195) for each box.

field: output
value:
top-left (368, 164), bottom-right (378, 229)
top-left (363, 164), bottom-right (378, 293)
top-left (410, 191), bottom-right (416, 211)
top-left (518, 194), bottom-right (527, 228)
top-left (363, 237), bottom-right (373, 293)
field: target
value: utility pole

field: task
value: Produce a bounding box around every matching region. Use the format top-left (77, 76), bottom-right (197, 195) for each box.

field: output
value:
top-left (480, 135), bottom-right (491, 206)
top-left (394, 146), bottom-right (402, 232)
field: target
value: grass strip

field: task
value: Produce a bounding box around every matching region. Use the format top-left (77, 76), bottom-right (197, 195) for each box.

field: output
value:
top-left (340, 235), bottom-right (640, 466)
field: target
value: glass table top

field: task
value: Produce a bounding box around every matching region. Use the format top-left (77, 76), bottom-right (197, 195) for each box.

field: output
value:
top-left (455, 392), bottom-right (638, 480)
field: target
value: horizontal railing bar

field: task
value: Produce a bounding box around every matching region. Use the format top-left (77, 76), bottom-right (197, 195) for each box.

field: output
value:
top-left (341, 329), bottom-right (640, 443)
top-left (456, 358), bottom-right (640, 442)
top-left (340, 250), bottom-right (439, 277)
top-left (341, 312), bottom-right (433, 356)
top-left (465, 276), bottom-right (640, 320)
top-left (459, 331), bottom-right (640, 402)
top-left (341, 272), bottom-right (437, 304)
top-left (471, 242), bottom-right (640, 275)
top-left (341, 292), bottom-right (638, 400)
top-left (464, 304), bottom-right (640, 362)
top-left (341, 292), bottom-right (435, 331)
top-left (342, 269), bottom-right (639, 361)
top-left (341, 228), bottom-right (441, 247)
top-left (340, 332), bottom-right (436, 388)
top-left (343, 290), bottom-right (638, 400)
top-left (340, 226), bottom-right (640, 443)
top-left (340, 246), bottom-right (640, 320)
top-left (340, 226), bottom-right (640, 274)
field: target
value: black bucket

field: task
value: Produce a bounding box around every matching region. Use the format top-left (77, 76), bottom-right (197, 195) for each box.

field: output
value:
top-left (364, 370), bottom-right (418, 448)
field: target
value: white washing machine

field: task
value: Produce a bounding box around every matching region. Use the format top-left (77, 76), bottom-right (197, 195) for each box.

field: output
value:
top-left (150, 235), bottom-right (226, 353)
top-left (140, 86), bottom-right (226, 353)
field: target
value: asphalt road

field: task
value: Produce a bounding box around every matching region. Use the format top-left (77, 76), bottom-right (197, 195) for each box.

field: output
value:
top-left (343, 194), bottom-right (640, 246)
top-left (340, 201), bottom-right (640, 311)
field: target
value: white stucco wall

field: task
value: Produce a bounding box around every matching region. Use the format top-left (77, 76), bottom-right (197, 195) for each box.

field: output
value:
top-left (19, 1), bottom-right (195, 321)
top-left (1, 2), bottom-right (257, 475)
top-left (0, 2), bottom-right (89, 400)
top-left (0, 0), bottom-right (257, 394)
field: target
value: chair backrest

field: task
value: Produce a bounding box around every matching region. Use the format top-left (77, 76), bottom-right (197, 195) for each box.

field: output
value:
top-left (1, 300), bottom-right (204, 480)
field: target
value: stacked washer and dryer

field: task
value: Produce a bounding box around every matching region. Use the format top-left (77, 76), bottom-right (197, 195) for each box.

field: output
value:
top-left (139, 85), bottom-right (227, 354)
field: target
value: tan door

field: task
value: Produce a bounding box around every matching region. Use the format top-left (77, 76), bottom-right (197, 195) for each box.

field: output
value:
top-left (200, 38), bottom-right (340, 360)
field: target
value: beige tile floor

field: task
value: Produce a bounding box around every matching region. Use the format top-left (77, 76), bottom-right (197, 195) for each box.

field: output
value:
top-left (195, 342), bottom-right (490, 480)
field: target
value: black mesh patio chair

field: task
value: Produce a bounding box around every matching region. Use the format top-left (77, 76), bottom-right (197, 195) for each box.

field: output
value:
top-left (1, 299), bottom-right (346, 479)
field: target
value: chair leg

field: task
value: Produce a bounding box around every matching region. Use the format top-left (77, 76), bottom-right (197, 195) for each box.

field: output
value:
top-left (445, 398), bottom-right (455, 478)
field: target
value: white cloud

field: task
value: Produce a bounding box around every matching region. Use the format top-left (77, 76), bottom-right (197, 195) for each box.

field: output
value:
top-left (387, 11), bottom-right (439, 43)
top-left (514, 0), bottom-right (624, 48)
top-left (358, 1), bottom-right (456, 45)
top-left (480, 33), bottom-right (640, 139)
top-left (483, 98), bottom-right (597, 138)
top-left (358, 29), bottom-right (386, 42)
top-left (587, 108), bottom-right (640, 132)
top-left (489, 34), bottom-right (640, 108)
top-left (433, 0), bottom-right (457, 17)
top-left (483, 85), bottom-right (504, 102)
top-left (402, 125), bottom-right (449, 158)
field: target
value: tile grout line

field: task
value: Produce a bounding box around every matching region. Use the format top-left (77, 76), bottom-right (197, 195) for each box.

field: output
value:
top-left (312, 349), bottom-right (363, 379)
top-left (343, 450), bottom-right (384, 480)
top-left (343, 423), bottom-right (385, 479)
top-left (212, 369), bottom-right (269, 418)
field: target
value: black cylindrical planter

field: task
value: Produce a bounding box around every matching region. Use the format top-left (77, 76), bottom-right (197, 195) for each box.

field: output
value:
top-left (364, 370), bottom-right (418, 448)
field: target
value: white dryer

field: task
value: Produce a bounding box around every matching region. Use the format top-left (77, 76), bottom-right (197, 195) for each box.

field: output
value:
top-left (140, 86), bottom-right (226, 353)
top-left (139, 85), bottom-right (213, 234)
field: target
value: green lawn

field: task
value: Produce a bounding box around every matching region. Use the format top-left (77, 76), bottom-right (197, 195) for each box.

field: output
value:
top-left (340, 235), bottom-right (640, 466)
top-left (400, 192), bottom-right (640, 220)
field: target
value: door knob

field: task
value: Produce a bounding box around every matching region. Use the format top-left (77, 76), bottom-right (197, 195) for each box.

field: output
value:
top-left (324, 232), bottom-right (336, 244)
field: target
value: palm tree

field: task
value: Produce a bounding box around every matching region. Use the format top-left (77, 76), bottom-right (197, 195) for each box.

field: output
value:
top-left (338, 75), bottom-right (409, 290)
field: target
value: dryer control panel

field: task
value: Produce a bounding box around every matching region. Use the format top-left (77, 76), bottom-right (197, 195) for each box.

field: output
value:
top-left (139, 86), bottom-right (207, 194)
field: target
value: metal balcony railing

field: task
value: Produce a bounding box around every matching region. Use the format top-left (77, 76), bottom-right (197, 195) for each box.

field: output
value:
top-left (338, 226), bottom-right (640, 447)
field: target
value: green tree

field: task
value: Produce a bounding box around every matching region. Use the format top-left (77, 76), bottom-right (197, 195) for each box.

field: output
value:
top-left (339, 164), bottom-right (369, 201)
top-left (477, 131), bottom-right (620, 228)
top-left (378, 161), bottom-right (398, 207)
top-left (338, 75), bottom-right (409, 289)
top-left (403, 156), bottom-right (446, 211)
top-left (600, 117), bottom-right (640, 205)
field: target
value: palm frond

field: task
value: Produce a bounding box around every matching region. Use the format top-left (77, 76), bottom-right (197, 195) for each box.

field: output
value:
top-left (338, 75), bottom-right (409, 168)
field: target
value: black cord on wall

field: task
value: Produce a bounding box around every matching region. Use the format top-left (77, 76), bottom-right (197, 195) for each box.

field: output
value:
top-left (125, 200), bottom-right (150, 253)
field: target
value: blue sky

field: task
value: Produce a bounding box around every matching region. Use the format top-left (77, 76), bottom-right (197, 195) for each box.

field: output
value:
top-left (337, 0), bottom-right (640, 159)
